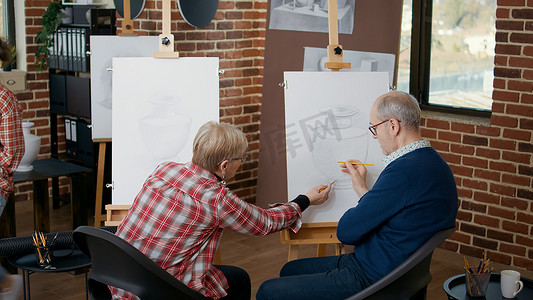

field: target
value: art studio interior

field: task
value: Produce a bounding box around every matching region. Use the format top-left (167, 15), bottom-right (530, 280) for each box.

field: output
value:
top-left (0, 0), bottom-right (532, 299)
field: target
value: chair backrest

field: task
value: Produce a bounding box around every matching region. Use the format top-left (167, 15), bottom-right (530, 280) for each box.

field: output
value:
top-left (345, 227), bottom-right (455, 300)
top-left (73, 226), bottom-right (208, 300)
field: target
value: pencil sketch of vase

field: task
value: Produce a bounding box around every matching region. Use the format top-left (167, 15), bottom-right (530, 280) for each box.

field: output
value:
top-left (138, 95), bottom-right (191, 159)
top-left (309, 105), bottom-right (368, 189)
top-left (98, 49), bottom-right (142, 110)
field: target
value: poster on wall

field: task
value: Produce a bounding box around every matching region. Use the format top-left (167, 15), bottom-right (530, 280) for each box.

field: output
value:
top-left (90, 36), bottom-right (159, 140)
top-left (269, 0), bottom-right (356, 34)
top-left (111, 57), bottom-right (219, 205)
top-left (284, 71), bottom-right (389, 223)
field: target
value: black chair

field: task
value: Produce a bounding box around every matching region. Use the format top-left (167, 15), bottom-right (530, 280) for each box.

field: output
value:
top-left (346, 227), bottom-right (455, 300)
top-left (73, 226), bottom-right (209, 300)
top-left (0, 228), bottom-right (111, 300)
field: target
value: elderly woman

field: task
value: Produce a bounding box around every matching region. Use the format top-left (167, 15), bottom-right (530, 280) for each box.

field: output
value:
top-left (112, 121), bottom-right (332, 300)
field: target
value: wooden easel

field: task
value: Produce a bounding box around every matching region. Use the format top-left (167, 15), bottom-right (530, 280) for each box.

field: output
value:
top-left (119, 0), bottom-right (136, 36)
top-left (93, 138), bottom-right (111, 227)
top-left (324, 0), bottom-right (351, 72)
top-left (153, 0), bottom-right (180, 58)
top-left (280, 0), bottom-right (351, 261)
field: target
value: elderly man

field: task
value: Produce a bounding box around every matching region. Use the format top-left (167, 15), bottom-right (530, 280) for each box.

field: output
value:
top-left (256, 91), bottom-right (458, 300)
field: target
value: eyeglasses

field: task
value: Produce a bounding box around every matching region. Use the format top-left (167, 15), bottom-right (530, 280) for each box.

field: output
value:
top-left (229, 154), bottom-right (248, 163)
top-left (368, 119), bottom-right (400, 136)
top-left (217, 154), bottom-right (248, 165)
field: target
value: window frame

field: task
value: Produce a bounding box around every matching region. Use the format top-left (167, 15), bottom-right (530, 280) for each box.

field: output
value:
top-left (408, 0), bottom-right (492, 118)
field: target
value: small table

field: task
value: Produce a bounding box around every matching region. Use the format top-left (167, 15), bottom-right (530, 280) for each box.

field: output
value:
top-left (8, 248), bottom-right (91, 300)
top-left (444, 273), bottom-right (533, 299)
top-left (1, 159), bottom-right (92, 238)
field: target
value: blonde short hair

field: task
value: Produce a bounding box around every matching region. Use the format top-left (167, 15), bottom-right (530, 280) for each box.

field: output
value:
top-left (192, 121), bottom-right (248, 172)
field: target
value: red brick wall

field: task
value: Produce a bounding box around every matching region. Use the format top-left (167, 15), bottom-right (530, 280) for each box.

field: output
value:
top-left (432, 1), bottom-right (533, 271)
top-left (16, 0), bottom-right (533, 270)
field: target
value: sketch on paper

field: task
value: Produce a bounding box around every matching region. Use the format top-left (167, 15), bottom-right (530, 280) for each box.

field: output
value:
top-left (303, 47), bottom-right (397, 86)
top-left (269, 0), bottom-right (356, 34)
top-left (284, 71), bottom-right (389, 223)
top-left (90, 36), bottom-right (159, 140)
top-left (112, 57), bottom-right (219, 205)
top-left (138, 94), bottom-right (192, 159)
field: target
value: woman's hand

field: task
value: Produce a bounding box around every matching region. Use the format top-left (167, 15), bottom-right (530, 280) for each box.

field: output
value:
top-left (340, 159), bottom-right (369, 197)
top-left (304, 182), bottom-right (333, 206)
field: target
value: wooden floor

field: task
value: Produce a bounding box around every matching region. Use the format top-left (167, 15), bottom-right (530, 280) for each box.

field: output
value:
top-left (8, 198), bottom-right (533, 300)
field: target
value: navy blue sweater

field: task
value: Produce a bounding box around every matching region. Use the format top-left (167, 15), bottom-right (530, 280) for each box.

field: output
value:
top-left (337, 147), bottom-right (458, 282)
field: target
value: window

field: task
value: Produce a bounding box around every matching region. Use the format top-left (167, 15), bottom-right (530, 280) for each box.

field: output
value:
top-left (0, 0), bottom-right (15, 43)
top-left (398, 0), bottom-right (496, 117)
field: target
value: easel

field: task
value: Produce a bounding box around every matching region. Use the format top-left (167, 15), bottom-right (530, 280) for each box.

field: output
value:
top-left (153, 0), bottom-right (180, 58)
top-left (93, 138), bottom-right (111, 226)
top-left (119, 0), bottom-right (135, 36)
top-left (280, 0), bottom-right (351, 261)
top-left (324, 0), bottom-right (351, 72)
top-left (94, 0), bottom-right (139, 226)
top-left (95, 0), bottom-right (180, 226)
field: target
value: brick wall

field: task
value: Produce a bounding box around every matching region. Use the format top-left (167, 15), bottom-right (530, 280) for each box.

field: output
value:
top-left (430, 1), bottom-right (533, 271)
top-left (16, 0), bottom-right (533, 270)
top-left (15, 0), bottom-right (267, 204)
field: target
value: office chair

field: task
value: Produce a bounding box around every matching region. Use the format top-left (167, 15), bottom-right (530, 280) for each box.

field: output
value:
top-left (73, 226), bottom-right (208, 300)
top-left (346, 227), bottom-right (455, 300)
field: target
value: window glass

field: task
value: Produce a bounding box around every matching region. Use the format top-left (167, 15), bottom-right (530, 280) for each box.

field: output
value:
top-left (428, 0), bottom-right (496, 111)
top-left (399, 0), bottom-right (496, 113)
top-left (397, 0), bottom-right (412, 94)
top-left (0, 1), bottom-right (6, 38)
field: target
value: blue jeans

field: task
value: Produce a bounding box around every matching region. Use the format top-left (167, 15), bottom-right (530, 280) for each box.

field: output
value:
top-left (256, 254), bottom-right (372, 300)
top-left (215, 265), bottom-right (251, 300)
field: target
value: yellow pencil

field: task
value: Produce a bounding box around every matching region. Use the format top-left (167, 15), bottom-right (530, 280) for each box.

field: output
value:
top-left (337, 161), bottom-right (374, 166)
top-left (319, 181), bottom-right (335, 192)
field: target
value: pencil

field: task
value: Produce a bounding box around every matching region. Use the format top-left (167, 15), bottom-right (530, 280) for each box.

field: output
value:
top-left (337, 161), bottom-right (374, 166)
top-left (319, 181), bottom-right (335, 192)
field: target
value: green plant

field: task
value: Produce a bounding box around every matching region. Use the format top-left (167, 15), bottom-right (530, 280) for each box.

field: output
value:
top-left (35, 0), bottom-right (66, 71)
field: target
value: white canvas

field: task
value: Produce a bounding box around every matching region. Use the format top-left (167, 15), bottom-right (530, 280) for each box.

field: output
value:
top-left (112, 57), bottom-right (219, 204)
top-left (284, 71), bottom-right (389, 223)
top-left (90, 36), bottom-right (159, 139)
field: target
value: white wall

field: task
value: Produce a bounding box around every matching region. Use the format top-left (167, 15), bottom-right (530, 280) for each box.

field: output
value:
top-left (14, 0), bottom-right (26, 71)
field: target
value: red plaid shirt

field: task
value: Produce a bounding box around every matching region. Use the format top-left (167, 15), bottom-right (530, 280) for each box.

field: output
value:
top-left (111, 161), bottom-right (303, 299)
top-left (0, 84), bottom-right (24, 200)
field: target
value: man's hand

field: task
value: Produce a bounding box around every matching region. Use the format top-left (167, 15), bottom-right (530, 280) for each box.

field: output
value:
top-left (304, 182), bottom-right (333, 206)
top-left (340, 159), bottom-right (369, 197)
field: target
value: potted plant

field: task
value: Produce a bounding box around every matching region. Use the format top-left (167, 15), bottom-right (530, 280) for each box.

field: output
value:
top-left (35, 0), bottom-right (66, 70)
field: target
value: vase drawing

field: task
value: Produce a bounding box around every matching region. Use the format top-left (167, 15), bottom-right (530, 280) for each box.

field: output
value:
top-left (138, 95), bottom-right (192, 159)
top-left (310, 105), bottom-right (368, 189)
top-left (16, 122), bottom-right (41, 172)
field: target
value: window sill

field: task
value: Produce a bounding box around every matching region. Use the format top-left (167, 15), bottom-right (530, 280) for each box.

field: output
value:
top-left (421, 109), bottom-right (491, 127)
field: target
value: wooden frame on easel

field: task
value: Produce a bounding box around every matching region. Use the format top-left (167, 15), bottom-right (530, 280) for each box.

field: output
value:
top-left (95, 0), bottom-right (179, 226)
top-left (279, 0), bottom-right (351, 261)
